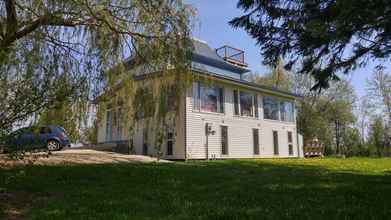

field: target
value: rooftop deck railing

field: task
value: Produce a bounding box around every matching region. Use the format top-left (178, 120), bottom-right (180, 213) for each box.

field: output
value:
top-left (216, 45), bottom-right (248, 68)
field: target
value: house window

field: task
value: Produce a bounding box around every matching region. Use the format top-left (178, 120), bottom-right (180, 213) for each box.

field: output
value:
top-left (280, 101), bottom-right (295, 122)
top-left (233, 90), bottom-right (257, 117)
top-left (233, 90), bottom-right (239, 115)
top-left (253, 128), bottom-right (259, 155)
top-left (167, 131), bottom-right (174, 156)
top-left (106, 110), bottom-right (113, 142)
top-left (264, 97), bottom-right (295, 122)
top-left (240, 91), bottom-right (255, 117)
top-left (134, 88), bottom-right (154, 119)
top-left (193, 82), bottom-right (224, 113)
top-left (288, 131), bottom-right (293, 155)
top-left (263, 97), bottom-right (279, 120)
top-left (116, 108), bottom-right (123, 140)
top-left (192, 82), bottom-right (200, 111)
top-left (273, 130), bottom-right (279, 155)
top-left (221, 126), bottom-right (228, 155)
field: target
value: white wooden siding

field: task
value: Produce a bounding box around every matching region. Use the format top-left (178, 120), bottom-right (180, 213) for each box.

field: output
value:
top-left (97, 79), bottom-right (303, 160)
top-left (186, 83), bottom-right (302, 159)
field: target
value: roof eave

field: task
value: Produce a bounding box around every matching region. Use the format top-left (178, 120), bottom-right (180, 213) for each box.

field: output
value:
top-left (191, 68), bottom-right (300, 99)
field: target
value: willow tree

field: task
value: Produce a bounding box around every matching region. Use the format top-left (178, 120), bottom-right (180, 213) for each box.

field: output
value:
top-left (0, 0), bottom-right (195, 142)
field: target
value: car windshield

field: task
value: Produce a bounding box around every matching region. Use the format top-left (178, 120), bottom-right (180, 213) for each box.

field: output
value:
top-left (58, 127), bottom-right (68, 135)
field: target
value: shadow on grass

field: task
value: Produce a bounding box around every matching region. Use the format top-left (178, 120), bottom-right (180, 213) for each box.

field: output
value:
top-left (1, 159), bottom-right (391, 220)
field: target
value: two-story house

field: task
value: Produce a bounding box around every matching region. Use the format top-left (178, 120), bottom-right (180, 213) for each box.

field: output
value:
top-left (97, 39), bottom-right (304, 159)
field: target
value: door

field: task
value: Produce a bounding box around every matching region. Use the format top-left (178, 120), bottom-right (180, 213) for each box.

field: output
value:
top-left (39, 127), bottom-right (51, 147)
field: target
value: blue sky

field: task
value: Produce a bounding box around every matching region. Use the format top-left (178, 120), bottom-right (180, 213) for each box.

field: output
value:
top-left (185, 0), bottom-right (387, 98)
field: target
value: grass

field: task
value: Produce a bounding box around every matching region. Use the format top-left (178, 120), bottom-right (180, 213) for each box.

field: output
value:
top-left (1, 158), bottom-right (391, 220)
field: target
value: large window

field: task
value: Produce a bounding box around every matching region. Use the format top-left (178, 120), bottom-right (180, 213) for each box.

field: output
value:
top-left (221, 126), bottom-right (228, 155)
top-left (233, 90), bottom-right (258, 117)
top-left (193, 82), bottom-right (224, 113)
top-left (106, 107), bottom-right (123, 142)
top-left (233, 90), bottom-right (239, 115)
top-left (280, 101), bottom-right (295, 122)
top-left (263, 97), bottom-right (279, 120)
top-left (263, 97), bottom-right (294, 122)
top-left (240, 91), bottom-right (255, 117)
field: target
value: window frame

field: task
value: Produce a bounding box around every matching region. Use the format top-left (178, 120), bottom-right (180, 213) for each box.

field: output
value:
top-left (288, 131), bottom-right (293, 156)
top-left (263, 96), bottom-right (295, 122)
top-left (193, 82), bottom-right (225, 114)
top-left (166, 131), bottom-right (174, 156)
top-left (263, 97), bottom-right (280, 120)
top-left (233, 89), bottom-right (258, 118)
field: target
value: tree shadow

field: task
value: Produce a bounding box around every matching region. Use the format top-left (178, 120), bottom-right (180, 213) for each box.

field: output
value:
top-left (1, 159), bottom-right (391, 220)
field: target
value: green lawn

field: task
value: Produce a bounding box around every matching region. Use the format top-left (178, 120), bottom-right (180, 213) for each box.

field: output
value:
top-left (1, 158), bottom-right (391, 220)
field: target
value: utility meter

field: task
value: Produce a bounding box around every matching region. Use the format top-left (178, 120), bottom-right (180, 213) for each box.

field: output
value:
top-left (205, 123), bottom-right (215, 136)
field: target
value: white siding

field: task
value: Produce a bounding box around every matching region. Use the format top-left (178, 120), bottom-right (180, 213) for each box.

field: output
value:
top-left (96, 97), bottom-right (186, 160)
top-left (186, 83), bottom-right (302, 159)
top-left (97, 78), bottom-right (303, 160)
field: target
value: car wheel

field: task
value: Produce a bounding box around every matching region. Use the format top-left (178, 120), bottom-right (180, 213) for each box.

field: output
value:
top-left (47, 140), bottom-right (60, 151)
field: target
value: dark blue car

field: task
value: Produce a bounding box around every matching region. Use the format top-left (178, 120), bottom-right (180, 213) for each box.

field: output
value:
top-left (2, 125), bottom-right (71, 152)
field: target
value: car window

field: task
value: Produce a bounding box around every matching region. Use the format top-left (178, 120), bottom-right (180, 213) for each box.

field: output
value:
top-left (39, 127), bottom-right (46, 134)
top-left (40, 127), bottom-right (52, 134)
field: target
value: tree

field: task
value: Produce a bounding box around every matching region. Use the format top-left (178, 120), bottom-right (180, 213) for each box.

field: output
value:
top-left (296, 100), bottom-right (333, 148)
top-left (230, 0), bottom-right (391, 90)
top-left (294, 74), bottom-right (356, 155)
top-left (367, 67), bottom-right (391, 123)
top-left (323, 99), bottom-right (356, 154)
top-left (342, 127), bottom-right (364, 157)
top-left (0, 0), bottom-right (194, 135)
top-left (356, 96), bottom-right (372, 144)
top-left (256, 58), bottom-right (292, 91)
top-left (368, 116), bottom-right (388, 157)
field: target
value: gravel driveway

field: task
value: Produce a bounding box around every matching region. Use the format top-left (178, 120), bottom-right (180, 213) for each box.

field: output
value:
top-left (0, 149), bottom-right (171, 167)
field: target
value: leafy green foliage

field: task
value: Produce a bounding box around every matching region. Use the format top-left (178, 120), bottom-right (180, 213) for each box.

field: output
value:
top-left (230, 0), bottom-right (391, 90)
top-left (0, 0), bottom-right (194, 139)
top-left (368, 116), bottom-right (390, 156)
top-left (252, 58), bottom-right (292, 91)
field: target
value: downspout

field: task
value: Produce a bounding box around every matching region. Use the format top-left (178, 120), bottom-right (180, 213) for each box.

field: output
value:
top-left (205, 123), bottom-right (209, 160)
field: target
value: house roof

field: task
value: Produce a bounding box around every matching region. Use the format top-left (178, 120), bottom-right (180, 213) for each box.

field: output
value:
top-left (123, 38), bottom-right (299, 99)
top-left (191, 39), bottom-right (249, 74)
top-left (190, 39), bottom-right (299, 98)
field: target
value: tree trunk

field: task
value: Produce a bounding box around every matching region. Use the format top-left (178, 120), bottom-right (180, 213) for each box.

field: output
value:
top-left (335, 120), bottom-right (340, 155)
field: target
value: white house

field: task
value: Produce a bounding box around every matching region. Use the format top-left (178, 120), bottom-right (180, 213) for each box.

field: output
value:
top-left (97, 39), bottom-right (304, 159)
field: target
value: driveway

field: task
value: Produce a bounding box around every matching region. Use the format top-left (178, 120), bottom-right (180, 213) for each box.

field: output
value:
top-left (0, 149), bottom-right (171, 167)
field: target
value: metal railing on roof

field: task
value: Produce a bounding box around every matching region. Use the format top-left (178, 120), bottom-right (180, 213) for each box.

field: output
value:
top-left (216, 45), bottom-right (248, 68)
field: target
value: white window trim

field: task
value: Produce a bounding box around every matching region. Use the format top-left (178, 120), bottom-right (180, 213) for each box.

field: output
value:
top-left (193, 82), bottom-right (225, 114)
top-left (263, 96), bottom-right (295, 123)
top-left (235, 89), bottom-right (258, 118)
